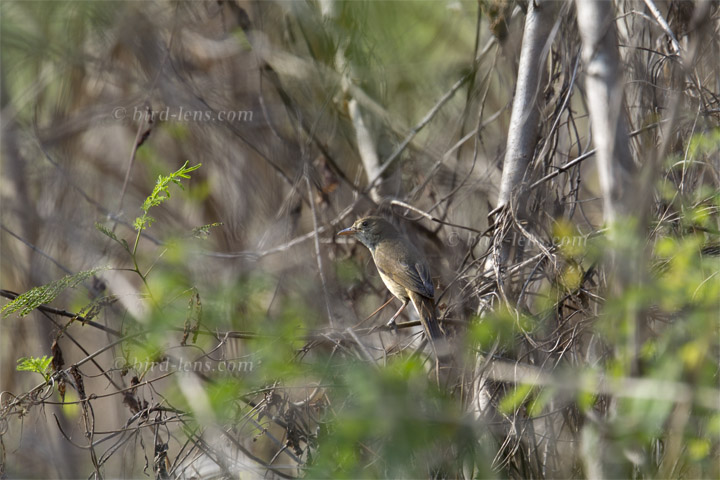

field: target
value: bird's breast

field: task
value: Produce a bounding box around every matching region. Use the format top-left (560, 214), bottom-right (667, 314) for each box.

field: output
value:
top-left (378, 270), bottom-right (410, 301)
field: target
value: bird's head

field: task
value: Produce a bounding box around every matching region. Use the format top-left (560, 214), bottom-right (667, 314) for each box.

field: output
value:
top-left (337, 216), bottom-right (398, 251)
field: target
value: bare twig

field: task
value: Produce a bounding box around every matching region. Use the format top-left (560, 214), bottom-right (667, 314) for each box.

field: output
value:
top-left (390, 200), bottom-right (486, 234)
top-left (367, 72), bottom-right (474, 190)
top-left (642, 0), bottom-right (682, 55)
top-left (305, 166), bottom-right (335, 327)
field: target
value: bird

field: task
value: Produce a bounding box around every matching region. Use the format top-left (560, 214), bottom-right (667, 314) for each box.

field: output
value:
top-left (337, 216), bottom-right (445, 353)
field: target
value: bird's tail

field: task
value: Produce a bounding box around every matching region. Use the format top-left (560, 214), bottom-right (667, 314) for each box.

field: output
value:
top-left (409, 291), bottom-right (457, 388)
top-left (408, 290), bottom-right (444, 342)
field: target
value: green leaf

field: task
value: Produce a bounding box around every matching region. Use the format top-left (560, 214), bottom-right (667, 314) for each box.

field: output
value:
top-left (17, 355), bottom-right (53, 380)
top-left (191, 222), bottom-right (223, 239)
top-left (2, 267), bottom-right (106, 317)
top-left (134, 161), bottom-right (201, 231)
top-left (95, 223), bottom-right (130, 252)
top-left (76, 295), bottom-right (115, 323)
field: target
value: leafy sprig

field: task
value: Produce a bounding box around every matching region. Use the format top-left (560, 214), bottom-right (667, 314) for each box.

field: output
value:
top-left (1, 267), bottom-right (106, 317)
top-left (17, 356), bottom-right (53, 382)
top-left (133, 161), bottom-right (201, 232)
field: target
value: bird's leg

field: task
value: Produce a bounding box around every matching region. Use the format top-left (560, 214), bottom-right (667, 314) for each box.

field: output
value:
top-left (386, 299), bottom-right (409, 331)
top-left (353, 297), bottom-right (395, 329)
top-left (365, 296), bottom-right (395, 321)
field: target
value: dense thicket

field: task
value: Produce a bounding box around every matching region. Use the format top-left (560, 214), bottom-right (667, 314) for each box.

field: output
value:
top-left (1, 1), bottom-right (719, 478)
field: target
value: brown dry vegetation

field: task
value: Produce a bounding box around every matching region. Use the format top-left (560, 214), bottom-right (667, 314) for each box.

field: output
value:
top-left (1, 1), bottom-right (719, 478)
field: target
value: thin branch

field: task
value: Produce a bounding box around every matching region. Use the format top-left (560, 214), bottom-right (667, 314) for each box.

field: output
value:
top-left (642, 0), bottom-right (682, 55)
top-left (367, 71), bottom-right (474, 190)
top-left (305, 166), bottom-right (335, 328)
top-left (0, 289), bottom-right (123, 337)
top-left (196, 199), bottom-right (359, 259)
top-left (488, 120), bottom-right (665, 218)
top-left (0, 224), bottom-right (73, 275)
top-left (389, 200), bottom-right (486, 234)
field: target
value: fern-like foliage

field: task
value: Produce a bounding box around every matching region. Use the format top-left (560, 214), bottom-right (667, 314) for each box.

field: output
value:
top-left (16, 355), bottom-right (53, 381)
top-left (191, 222), bottom-right (223, 239)
top-left (95, 222), bottom-right (130, 252)
top-left (76, 295), bottom-right (115, 323)
top-left (1, 267), bottom-right (106, 317)
top-left (133, 161), bottom-right (201, 231)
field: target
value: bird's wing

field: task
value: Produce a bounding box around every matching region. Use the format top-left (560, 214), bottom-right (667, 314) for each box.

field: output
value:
top-left (413, 261), bottom-right (435, 298)
top-left (374, 244), bottom-right (435, 298)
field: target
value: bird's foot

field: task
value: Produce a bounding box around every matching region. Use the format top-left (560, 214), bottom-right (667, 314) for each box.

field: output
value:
top-left (385, 318), bottom-right (398, 334)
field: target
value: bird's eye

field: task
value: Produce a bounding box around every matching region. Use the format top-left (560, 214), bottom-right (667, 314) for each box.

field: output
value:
top-left (361, 221), bottom-right (368, 227)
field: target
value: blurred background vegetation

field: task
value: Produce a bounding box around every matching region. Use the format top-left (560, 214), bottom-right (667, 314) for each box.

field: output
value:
top-left (1, 0), bottom-right (719, 478)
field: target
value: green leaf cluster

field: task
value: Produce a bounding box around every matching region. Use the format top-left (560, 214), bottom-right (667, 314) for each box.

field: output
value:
top-left (16, 355), bottom-right (53, 381)
top-left (133, 161), bottom-right (201, 232)
top-left (2, 267), bottom-right (105, 318)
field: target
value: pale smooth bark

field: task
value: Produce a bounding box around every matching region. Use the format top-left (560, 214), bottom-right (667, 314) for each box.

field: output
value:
top-left (473, 0), bottom-right (560, 447)
top-left (576, 4), bottom-right (639, 474)
top-left (576, 0), bottom-right (635, 223)
top-left (496, 0), bottom-right (559, 209)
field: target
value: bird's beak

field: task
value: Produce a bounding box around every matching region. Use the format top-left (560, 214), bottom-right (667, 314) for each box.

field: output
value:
top-left (337, 226), bottom-right (356, 236)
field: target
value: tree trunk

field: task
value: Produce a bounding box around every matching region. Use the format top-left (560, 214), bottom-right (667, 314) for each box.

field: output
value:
top-left (575, 0), bottom-right (635, 223)
top-left (496, 0), bottom-right (560, 210)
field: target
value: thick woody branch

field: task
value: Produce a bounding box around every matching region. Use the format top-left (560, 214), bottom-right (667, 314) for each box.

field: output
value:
top-left (496, 0), bottom-right (560, 209)
top-left (576, 0), bottom-right (635, 223)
